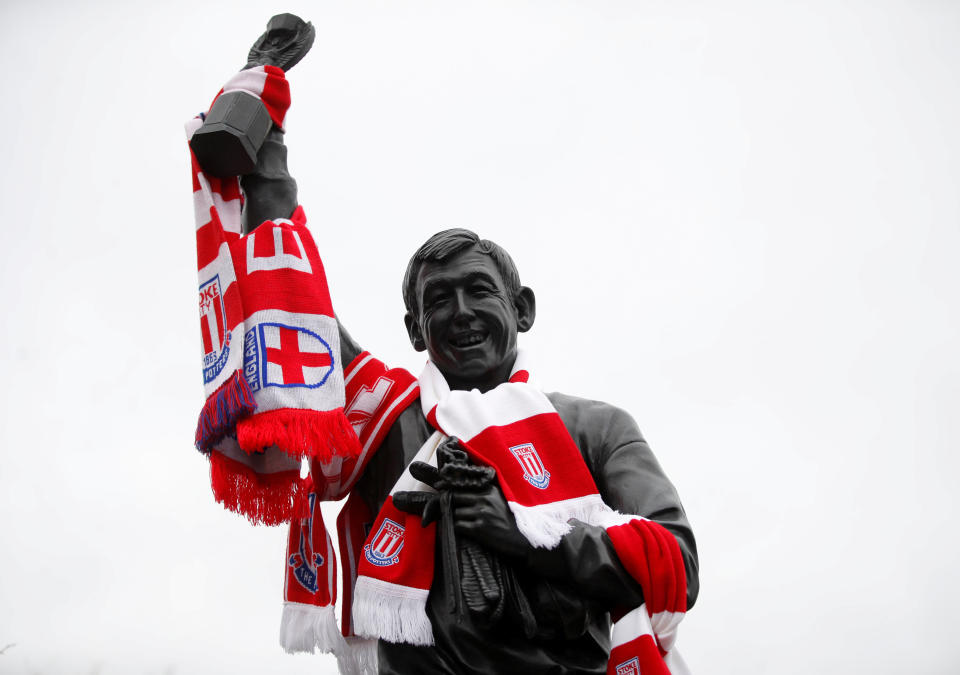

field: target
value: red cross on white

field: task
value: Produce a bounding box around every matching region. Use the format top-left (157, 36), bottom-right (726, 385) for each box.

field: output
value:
top-left (263, 325), bottom-right (332, 386)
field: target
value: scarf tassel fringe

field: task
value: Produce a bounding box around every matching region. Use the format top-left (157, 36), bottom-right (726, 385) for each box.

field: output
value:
top-left (510, 495), bottom-right (612, 549)
top-left (335, 638), bottom-right (379, 675)
top-left (195, 371), bottom-right (258, 452)
top-left (279, 602), bottom-right (344, 655)
top-left (351, 578), bottom-right (433, 647)
top-left (237, 408), bottom-right (362, 462)
top-left (210, 450), bottom-right (300, 526)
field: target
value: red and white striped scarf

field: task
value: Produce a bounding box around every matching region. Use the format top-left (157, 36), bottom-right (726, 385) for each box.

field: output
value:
top-left (351, 354), bottom-right (691, 675)
top-left (187, 66), bottom-right (358, 526)
top-left (279, 355), bottom-right (419, 674)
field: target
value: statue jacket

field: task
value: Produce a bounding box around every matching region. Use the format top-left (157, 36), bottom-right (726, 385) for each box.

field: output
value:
top-left (339, 343), bottom-right (699, 675)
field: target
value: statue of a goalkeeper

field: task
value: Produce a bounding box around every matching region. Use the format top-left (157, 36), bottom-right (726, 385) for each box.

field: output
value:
top-left (186, 14), bottom-right (698, 675)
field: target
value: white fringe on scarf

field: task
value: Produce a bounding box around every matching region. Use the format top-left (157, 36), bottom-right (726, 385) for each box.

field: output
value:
top-left (335, 637), bottom-right (379, 675)
top-left (352, 576), bottom-right (434, 646)
top-left (508, 493), bottom-right (612, 548)
top-left (279, 602), bottom-right (344, 655)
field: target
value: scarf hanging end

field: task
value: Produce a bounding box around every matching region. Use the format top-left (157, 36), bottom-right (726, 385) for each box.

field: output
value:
top-left (237, 408), bottom-right (362, 462)
top-left (279, 602), bottom-right (344, 655)
top-left (334, 637), bottom-right (379, 675)
top-left (351, 577), bottom-right (433, 647)
top-left (210, 449), bottom-right (301, 526)
top-left (195, 371), bottom-right (258, 452)
top-left (509, 494), bottom-right (610, 549)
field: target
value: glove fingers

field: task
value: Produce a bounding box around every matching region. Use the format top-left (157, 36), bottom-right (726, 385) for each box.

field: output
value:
top-left (410, 460), bottom-right (442, 487)
top-left (393, 490), bottom-right (431, 515)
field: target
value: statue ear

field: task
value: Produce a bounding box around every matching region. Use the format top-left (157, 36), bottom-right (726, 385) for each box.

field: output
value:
top-left (515, 286), bottom-right (536, 333)
top-left (404, 311), bottom-right (427, 352)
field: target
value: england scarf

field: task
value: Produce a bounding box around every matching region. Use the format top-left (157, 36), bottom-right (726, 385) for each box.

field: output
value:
top-left (351, 354), bottom-right (690, 675)
top-left (187, 66), bottom-right (358, 526)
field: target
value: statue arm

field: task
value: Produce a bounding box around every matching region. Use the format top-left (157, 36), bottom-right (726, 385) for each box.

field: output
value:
top-left (523, 404), bottom-right (700, 612)
top-left (449, 406), bottom-right (698, 613)
top-left (240, 127), bottom-right (298, 235)
top-left (240, 128), bottom-right (363, 366)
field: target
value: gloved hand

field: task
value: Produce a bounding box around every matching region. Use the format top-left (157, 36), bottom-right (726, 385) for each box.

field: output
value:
top-left (391, 437), bottom-right (537, 635)
top-left (393, 439), bottom-right (532, 559)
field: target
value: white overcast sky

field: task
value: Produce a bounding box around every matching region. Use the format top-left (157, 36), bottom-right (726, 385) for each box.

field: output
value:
top-left (1, 1), bottom-right (958, 673)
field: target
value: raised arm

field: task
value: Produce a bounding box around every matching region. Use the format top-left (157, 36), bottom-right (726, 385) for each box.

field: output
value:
top-left (211, 15), bottom-right (363, 366)
top-left (240, 127), bottom-right (298, 234)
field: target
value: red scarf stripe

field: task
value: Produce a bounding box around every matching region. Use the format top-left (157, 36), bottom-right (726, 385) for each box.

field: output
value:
top-left (606, 519), bottom-right (688, 615)
top-left (233, 209), bottom-right (337, 317)
top-left (336, 492), bottom-right (372, 637)
top-left (343, 351), bottom-right (375, 383)
top-left (425, 404), bottom-right (439, 430)
top-left (357, 496), bottom-right (436, 590)
top-left (259, 65), bottom-right (291, 127)
top-left (284, 480), bottom-right (338, 608)
top-left (215, 65), bottom-right (291, 129)
top-left (194, 215), bottom-right (226, 271)
top-left (462, 413), bottom-right (598, 506)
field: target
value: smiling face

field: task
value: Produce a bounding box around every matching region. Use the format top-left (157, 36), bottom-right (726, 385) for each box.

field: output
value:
top-left (405, 245), bottom-right (535, 392)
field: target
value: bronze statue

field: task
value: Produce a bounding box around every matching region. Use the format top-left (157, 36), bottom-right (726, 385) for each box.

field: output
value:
top-left (191, 14), bottom-right (698, 675)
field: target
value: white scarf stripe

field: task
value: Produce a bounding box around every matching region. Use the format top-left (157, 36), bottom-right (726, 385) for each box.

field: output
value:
top-left (388, 431), bottom-right (444, 496)
top-left (425, 383), bottom-right (557, 442)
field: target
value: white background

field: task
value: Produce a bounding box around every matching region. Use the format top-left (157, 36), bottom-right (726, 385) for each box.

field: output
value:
top-left (1, 1), bottom-right (958, 673)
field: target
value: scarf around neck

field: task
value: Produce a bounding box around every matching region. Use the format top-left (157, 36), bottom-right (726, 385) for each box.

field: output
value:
top-left (351, 353), bottom-right (690, 674)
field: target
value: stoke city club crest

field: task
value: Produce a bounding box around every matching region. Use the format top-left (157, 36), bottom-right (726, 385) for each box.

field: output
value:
top-left (615, 657), bottom-right (641, 675)
top-left (509, 442), bottom-right (551, 489)
top-left (363, 518), bottom-right (405, 566)
top-left (199, 275), bottom-right (231, 384)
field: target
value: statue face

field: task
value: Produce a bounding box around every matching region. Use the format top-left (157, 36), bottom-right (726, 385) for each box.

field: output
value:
top-left (408, 246), bottom-right (531, 390)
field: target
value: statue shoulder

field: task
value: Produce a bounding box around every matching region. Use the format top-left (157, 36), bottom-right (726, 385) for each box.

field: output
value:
top-left (545, 391), bottom-right (647, 472)
top-left (546, 391), bottom-right (639, 428)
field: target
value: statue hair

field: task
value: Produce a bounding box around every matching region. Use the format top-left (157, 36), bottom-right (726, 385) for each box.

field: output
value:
top-left (402, 228), bottom-right (522, 314)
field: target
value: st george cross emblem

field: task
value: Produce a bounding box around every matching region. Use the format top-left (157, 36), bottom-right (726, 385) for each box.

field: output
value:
top-left (615, 657), bottom-right (641, 675)
top-left (256, 322), bottom-right (334, 389)
top-left (509, 442), bottom-right (551, 489)
top-left (199, 275), bottom-right (231, 384)
top-left (363, 518), bottom-right (405, 567)
top-left (288, 493), bottom-right (325, 593)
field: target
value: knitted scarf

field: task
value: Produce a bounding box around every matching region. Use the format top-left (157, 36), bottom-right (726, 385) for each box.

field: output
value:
top-left (188, 67), bottom-right (691, 675)
top-left (351, 354), bottom-right (691, 675)
top-left (279, 354), bottom-right (419, 675)
top-left (187, 65), bottom-right (358, 526)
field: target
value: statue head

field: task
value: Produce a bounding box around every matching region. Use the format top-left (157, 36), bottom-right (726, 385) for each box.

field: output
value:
top-left (403, 229), bottom-right (536, 392)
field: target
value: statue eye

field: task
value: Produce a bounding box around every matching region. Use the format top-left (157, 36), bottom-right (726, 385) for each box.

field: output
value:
top-left (424, 291), bottom-right (449, 309)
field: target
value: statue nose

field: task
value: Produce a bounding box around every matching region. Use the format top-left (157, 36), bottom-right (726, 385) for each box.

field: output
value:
top-left (452, 289), bottom-right (475, 321)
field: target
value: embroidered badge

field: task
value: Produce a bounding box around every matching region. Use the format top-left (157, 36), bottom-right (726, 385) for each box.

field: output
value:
top-left (255, 322), bottom-right (334, 389)
top-left (288, 493), bottom-right (325, 593)
top-left (363, 518), bottom-right (405, 567)
top-left (199, 275), bottom-right (231, 384)
top-left (509, 442), bottom-right (551, 489)
top-left (615, 657), bottom-right (641, 675)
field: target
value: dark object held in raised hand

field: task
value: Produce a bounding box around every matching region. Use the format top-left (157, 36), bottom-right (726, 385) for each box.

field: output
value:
top-left (189, 13), bottom-right (315, 177)
top-left (393, 438), bottom-right (538, 637)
